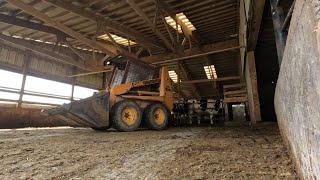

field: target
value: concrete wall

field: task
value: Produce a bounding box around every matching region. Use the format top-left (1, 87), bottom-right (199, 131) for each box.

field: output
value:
top-left (275, 0), bottom-right (320, 178)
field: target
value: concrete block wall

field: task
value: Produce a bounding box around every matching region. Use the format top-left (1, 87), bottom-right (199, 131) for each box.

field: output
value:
top-left (275, 0), bottom-right (320, 178)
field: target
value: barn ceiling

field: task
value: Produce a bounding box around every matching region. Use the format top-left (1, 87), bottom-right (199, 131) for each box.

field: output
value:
top-left (0, 0), bottom-right (241, 98)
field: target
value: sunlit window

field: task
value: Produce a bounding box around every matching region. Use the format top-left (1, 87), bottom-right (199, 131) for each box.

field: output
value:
top-left (22, 76), bottom-right (72, 105)
top-left (0, 68), bottom-right (97, 105)
top-left (22, 95), bottom-right (70, 105)
top-left (168, 70), bottom-right (179, 83)
top-left (25, 76), bottom-right (72, 96)
top-left (73, 86), bottom-right (97, 100)
top-left (0, 69), bottom-right (23, 89)
top-left (204, 65), bottom-right (218, 79)
top-left (0, 92), bottom-right (20, 101)
top-left (0, 69), bottom-right (23, 102)
top-left (98, 34), bottom-right (136, 46)
top-left (165, 12), bottom-right (196, 33)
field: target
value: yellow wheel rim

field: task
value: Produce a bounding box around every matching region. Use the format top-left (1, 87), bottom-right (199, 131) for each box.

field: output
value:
top-left (121, 107), bottom-right (137, 126)
top-left (154, 108), bottom-right (165, 125)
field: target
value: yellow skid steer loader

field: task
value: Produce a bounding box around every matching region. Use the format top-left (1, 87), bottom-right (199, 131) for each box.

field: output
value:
top-left (43, 66), bottom-right (173, 132)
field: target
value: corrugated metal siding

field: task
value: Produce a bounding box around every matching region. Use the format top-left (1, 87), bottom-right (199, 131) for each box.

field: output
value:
top-left (0, 44), bottom-right (102, 89)
top-left (0, 45), bottom-right (24, 68)
top-left (76, 74), bottom-right (103, 89)
top-left (29, 55), bottom-right (70, 77)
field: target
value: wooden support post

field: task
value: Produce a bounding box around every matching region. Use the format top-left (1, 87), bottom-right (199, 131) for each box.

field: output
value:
top-left (18, 50), bottom-right (30, 108)
top-left (70, 67), bottom-right (76, 102)
top-left (70, 83), bottom-right (75, 102)
top-left (245, 51), bottom-right (261, 124)
top-left (177, 62), bottom-right (181, 99)
top-left (224, 103), bottom-right (229, 121)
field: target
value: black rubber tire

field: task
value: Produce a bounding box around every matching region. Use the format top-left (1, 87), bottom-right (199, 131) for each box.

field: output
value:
top-left (111, 100), bottom-right (142, 132)
top-left (144, 103), bottom-right (169, 130)
top-left (91, 126), bottom-right (109, 131)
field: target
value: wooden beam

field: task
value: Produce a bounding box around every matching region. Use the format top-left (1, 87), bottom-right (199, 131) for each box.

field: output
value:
top-left (181, 76), bottom-right (241, 84)
top-left (18, 50), bottom-right (30, 108)
top-left (154, 0), bottom-right (199, 43)
top-left (0, 13), bottom-right (67, 37)
top-left (224, 89), bottom-right (247, 95)
top-left (6, 0), bottom-right (119, 56)
top-left (142, 39), bottom-right (238, 63)
top-left (153, 46), bottom-right (243, 65)
top-left (247, 0), bottom-right (266, 51)
top-left (68, 69), bottom-right (113, 78)
top-left (245, 51), bottom-right (261, 124)
top-left (178, 62), bottom-right (200, 98)
top-left (126, 0), bottom-right (174, 52)
top-left (0, 34), bottom-right (100, 71)
top-left (41, 0), bottom-right (164, 50)
top-left (224, 97), bottom-right (248, 103)
top-left (223, 83), bottom-right (246, 89)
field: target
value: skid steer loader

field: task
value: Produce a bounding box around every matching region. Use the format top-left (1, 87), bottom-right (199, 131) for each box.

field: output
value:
top-left (43, 60), bottom-right (173, 132)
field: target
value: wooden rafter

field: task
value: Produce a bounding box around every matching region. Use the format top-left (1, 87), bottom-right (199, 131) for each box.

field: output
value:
top-left (0, 13), bottom-right (67, 37)
top-left (154, 0), bottom-right (200, 44)
top-left (41, 0), bottom-right (164, 50)
top-left (126, 0), bottom-right (174, 52)
top-left (143, 39), bottom-right (239, 63)
top-left (5, 0), bottom-right (119, 55)
top-left (247, 0), bottom-right (266, 51)
top-left (0, 34), bottom-right (101, 71)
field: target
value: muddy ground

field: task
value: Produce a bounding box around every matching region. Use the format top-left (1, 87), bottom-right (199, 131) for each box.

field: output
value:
top-left (0, 123), bottom-right (296, 179)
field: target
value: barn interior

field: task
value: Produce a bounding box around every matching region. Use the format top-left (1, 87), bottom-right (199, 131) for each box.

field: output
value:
top-left (0, 0), bottom-right (319, 179)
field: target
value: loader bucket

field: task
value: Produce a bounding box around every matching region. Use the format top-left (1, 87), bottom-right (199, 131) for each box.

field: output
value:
top-left (42, 92), bottom-right (110, 128)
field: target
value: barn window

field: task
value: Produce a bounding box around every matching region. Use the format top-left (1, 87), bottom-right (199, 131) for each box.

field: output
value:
top-left (73, 86), bottom-right (97, 100)
top-left (23, 76), bottom-right (72, 105)
top-left (204, 65), bottom-right (218, 79)
top-left (98, 34), bottom-right (136, 46)
top-left (0, 69), bottom-right (23, 102)
top-left (168, 70), bottom-right (179, 83)
top-left (165, 12), bottom-right (196, 33)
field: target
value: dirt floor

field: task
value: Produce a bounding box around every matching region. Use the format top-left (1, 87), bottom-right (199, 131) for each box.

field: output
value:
top-left (0, 123), bottom-right (296, 179)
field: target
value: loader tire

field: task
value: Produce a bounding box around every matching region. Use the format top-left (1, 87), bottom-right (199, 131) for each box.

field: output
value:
top-left (91, 126), bottom-right (109, 131)
top-left (111, 100), bottom-right (142, 132)
top-left (145, 103), bottom-right (169, 130)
